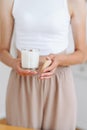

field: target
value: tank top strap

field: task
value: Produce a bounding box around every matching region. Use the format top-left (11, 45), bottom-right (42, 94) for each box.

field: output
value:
top-left (63, 0), bottom-right (70, 20)
top-left (12, 0), bottom-right (19, 18)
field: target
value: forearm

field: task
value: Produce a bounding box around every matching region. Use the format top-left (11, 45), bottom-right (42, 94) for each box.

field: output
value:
top-left (58, 50), bottom-right (86, 67)
top-left (0, 49), bottom-right (17, 69)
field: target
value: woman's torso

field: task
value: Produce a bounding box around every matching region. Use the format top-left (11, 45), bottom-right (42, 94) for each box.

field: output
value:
top-left (12, 0), bottom-right (70, 56)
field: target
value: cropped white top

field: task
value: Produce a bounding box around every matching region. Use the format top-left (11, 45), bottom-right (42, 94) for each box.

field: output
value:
top-left (12, 0), bottom-right (70, 55)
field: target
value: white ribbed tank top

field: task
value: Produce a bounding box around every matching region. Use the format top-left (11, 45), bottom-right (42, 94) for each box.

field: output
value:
top-left (12, 0), bottom-right (70, 55)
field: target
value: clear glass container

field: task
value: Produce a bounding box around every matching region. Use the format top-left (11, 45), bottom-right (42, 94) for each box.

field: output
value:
top-left (21, 48), bottom-right (40, 70)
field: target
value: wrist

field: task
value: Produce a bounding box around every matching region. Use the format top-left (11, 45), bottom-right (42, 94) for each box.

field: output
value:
top-left (10, 58), bottom-right (20, 69)
top-left (9, 58), bottom-right (16, 69)
top-left (56, 54), bottom-right (67, 67)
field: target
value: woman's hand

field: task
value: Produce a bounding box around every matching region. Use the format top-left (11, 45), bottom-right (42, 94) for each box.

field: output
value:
top-left (12, 58), bottom-right (38, 76)
top-left (39, 54), bottom-right (59, 79)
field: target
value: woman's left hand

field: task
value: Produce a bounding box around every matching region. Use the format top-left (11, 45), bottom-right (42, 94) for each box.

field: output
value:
top-left (39, 54), bottom-right (59, 79)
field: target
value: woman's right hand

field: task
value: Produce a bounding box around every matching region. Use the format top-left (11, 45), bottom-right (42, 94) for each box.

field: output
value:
top-left (12, 58), bottom-right (38, 76)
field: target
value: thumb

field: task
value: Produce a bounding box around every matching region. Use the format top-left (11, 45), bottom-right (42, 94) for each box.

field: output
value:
top-left (46, 54), bottom-right (55, 60)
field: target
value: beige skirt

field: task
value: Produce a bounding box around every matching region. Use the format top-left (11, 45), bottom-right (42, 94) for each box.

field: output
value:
top-left (6, 66), bottom-right (77, 130)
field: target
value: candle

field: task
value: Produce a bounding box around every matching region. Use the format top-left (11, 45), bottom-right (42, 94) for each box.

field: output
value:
top-left (21, 49), bottom-right (40, 70)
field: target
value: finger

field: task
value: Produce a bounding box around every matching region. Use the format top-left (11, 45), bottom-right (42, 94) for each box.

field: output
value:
top-left (17, 67), bottom-right (30, 74)
top-left (47, 54), bottom-right (55, 59)
top-left (16, 61), bottom-right (38, 75)
top-left (40, 75), bottom-right (52, 79)
top-left (43, 62), bottom-right (57, 72)
top-left (40, 68), bottom-right (56, 77)
top-left (17, 71), bottom-right (37, 76)
top-left (21, 70), bottom-right (37, 75)
top-left (17, 66), bottom-right (38, 75)
top-left (40, 72), bottom-right (53, 77)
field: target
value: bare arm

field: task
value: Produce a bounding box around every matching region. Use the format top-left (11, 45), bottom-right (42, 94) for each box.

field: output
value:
top-left (57, 0), bottom-right (86, 66)
top-left (40, 0), bottom-right (87, 78)
top-left (0, 0), bottom-right (37, 75)
top-left (48, 0), bottom-right (86, 66)
top-left (0, 0), bottom-right (16, 67)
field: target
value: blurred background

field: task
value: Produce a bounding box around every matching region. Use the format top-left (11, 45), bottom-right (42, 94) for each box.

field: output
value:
top-left (0, 1), bottom-right (87, 130)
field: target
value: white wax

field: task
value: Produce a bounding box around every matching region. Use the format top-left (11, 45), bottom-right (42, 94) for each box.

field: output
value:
top-left (21, 49), bottom-right (39, 69)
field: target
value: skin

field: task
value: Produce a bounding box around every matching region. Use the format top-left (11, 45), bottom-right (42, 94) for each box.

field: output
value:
top-left (0, 0), bottom-right (86, 78)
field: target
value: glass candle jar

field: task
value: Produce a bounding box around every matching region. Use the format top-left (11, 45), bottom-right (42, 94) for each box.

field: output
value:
top-left (21, 48), bottom-right (40, 70)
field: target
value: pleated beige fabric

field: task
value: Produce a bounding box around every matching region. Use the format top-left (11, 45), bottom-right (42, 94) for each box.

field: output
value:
top-left (6, 66), bottom-right (77, 130)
